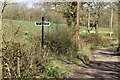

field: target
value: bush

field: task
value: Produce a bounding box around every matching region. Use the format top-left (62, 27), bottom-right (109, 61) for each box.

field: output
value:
top-left (82, 33), bottom-right (109, 49)
top-left (44, 26), bottom-right (92, 65)
top-left (44, 26), bottom-right (78, 57)
top-left (2, 23), bottom-right (71, 78)
top-left (113, 26), bottom-right (118, 38)
top-left (76, 40), bottom-right (91, 64)
top-left (2, 35), bottom-right (49, 78)
top-left (42, 61), bottom-right (70, 78)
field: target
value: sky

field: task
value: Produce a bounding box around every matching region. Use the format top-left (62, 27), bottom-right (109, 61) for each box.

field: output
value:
top-left (0, 0), bottom-right (119, 2)
top-left (0, 0), bottom-right (38, 3)
top-left (0, 0), bottom-right (118, 8)
top-left (0, 0), bottom-right (39, 8)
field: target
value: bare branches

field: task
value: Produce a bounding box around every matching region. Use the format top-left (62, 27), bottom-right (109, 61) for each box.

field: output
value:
top-left (1, 0), bottom-right (10, 13)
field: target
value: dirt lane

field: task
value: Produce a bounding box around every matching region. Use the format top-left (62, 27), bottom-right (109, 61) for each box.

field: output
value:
top-left (68, 46), bottom-right (120, 78)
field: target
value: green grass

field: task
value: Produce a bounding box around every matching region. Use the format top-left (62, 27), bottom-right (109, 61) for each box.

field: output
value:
top-left (3, 19), bottom-right (116, 41)
top-left (3, 19), bottom-right (68, 42)
top-left (97, 44), bottom-right (119, 48)
top-left (80, 26), bottom-right (116, 40)
top-left (80, 26), bottom-right (111, 31)
top-left (3, 19), bottom-right (66, 35)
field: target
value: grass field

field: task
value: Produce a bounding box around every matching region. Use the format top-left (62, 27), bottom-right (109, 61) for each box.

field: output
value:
top-left (2, 19), bottom-right (117, 42)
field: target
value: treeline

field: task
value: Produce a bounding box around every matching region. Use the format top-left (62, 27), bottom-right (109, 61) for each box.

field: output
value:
top-left (2, 3), bottom-right (66, 24)
top-left (2, 2), bottom-right (118, 28)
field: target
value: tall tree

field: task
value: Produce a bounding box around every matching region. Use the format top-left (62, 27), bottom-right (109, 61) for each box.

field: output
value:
top-left (118, 2), bottom-right (120, 52)
top-left (86, 2), bottom-right (108, 33)
top-left (0, 1), bottom-right (9, 79)
top-left (63, 2), bottom-right (77, 26)
top-left (76, 2), bottom-right (80, 48)
top-left (86, 2), bottom-right (93, 33)
top-left (110, 8), bottom-right (113, 39)
top-left (87, 3), bottom-right (91, 33)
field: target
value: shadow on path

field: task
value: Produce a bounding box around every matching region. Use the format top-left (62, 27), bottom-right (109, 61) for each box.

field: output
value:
top-left (87, 61), bottom-right (120, 72)
top-left (74, 61), bottom-right (120, 78)
top-left (96, 46), bottom-right (118, 52)
top-left (72, 47), bottom-right (120, 78)
top-left (98, 52), bottom-right (120, 56)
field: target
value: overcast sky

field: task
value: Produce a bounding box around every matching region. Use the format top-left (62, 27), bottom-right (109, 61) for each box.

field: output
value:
top-left (0, 0), bottom-right (119, 2)
top-left (0, 0), bottom-right (40, 8)
top-left (0, 0), bottom-right (39, 3)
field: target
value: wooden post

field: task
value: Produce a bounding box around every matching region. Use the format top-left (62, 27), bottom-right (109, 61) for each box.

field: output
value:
top-left (42, 17), bottom-right (44, 48)
top-left (76, 2), bottom-right (80, 48)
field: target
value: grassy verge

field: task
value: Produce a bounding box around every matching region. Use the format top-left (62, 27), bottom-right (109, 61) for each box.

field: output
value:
top-left (97, 44), bottom-right (119, 48)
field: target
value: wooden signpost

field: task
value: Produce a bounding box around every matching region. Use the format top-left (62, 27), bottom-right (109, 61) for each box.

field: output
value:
top-left (35, 17), bottom-right (51, 48)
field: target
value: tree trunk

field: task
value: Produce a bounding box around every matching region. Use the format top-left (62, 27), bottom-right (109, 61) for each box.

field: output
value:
top-left (118, 27), bottom-right (120, 52)
top-left (110, 8), bottom-right (113, 39)
top-left (0, 1), bottom-right (8, 79)
top-left (0, 16), bottom-right (2, 80)
top-left (0, 2), bottom-right (3, 80)
top-left (95, 10), bottom-right (100, 34)
top-left (87, 5), bottom-right (91, 34)
top-left (76, 2), bottom-right (80, 48)
top-left (117, 3), bottom-right (120, 52)
top-left (17, 57), bottom-right (21, 78)
top-left (118, 29), bottom-right (120, 53)
top-left (95, 22), bottom-right (98, 33)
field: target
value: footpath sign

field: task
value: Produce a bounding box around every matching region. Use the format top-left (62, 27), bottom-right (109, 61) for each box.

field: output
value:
top-left (35, 21), bottom-right (51, 26)
top-left (35, 17), bottom-right (51, 48)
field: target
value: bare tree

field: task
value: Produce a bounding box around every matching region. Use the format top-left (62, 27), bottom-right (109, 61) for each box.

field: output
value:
top-left (117, 2), bottom-right (120, 52)
top-left (110, 8), bottom-right (113, 39)
top-left (0, 0), bottom-right (10, 79)
top-left (1, 1), bottom-right (8, 13)
top-left (87, 4), bottom-right (91, 33)
top-left (0, 1), bottom-right (8, 79)
top-left (86, 2), bottom-right (93, 33)
top-left (86, 2), bottom-right (107, 33)
top-left (76, 2), bottom-right (80, 48)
